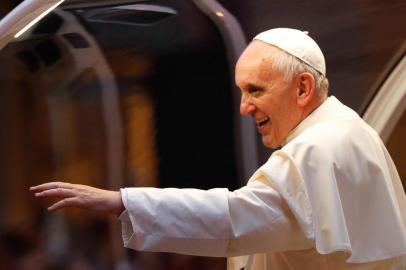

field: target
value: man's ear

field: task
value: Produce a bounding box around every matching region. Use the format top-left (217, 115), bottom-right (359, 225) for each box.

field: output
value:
top-left (296, 72), bottom-right (316, 107)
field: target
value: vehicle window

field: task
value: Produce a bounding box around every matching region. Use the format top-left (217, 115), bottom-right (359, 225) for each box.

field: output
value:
top-left (0, 1), bottom-right (236, 269)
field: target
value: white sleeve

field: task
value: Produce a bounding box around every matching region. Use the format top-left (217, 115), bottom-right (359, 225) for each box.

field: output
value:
top-left (119, 179), bottom-right (313, 257)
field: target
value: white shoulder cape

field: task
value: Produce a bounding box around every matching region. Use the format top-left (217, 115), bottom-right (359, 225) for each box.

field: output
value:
top-left (259, 96), bottom-right (406, 262)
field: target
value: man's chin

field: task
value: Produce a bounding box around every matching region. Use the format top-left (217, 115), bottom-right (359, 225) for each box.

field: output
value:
top-left (262, 137), bottom-right (280, 149)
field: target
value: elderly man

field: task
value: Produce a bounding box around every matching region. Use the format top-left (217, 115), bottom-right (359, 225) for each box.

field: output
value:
top-left (31, 28), bottom-right (406, 269)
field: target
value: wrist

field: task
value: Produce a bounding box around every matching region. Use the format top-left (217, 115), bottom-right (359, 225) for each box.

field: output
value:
top-left (115, 190), bottom-right (125, 216)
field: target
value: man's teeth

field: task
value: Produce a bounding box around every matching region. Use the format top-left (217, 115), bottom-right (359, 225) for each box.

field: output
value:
top-left (257, 117), bottom-right (269, 126)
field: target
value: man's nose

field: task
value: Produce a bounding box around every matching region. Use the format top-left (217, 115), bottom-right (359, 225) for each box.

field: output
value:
top-left (240, 97), bottom-right (255, 116)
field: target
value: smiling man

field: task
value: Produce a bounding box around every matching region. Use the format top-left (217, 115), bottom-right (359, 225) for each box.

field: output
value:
top-left (236, 31), bottom-right (328, 148)
top-left (31, 28), bottom-right (406, 269)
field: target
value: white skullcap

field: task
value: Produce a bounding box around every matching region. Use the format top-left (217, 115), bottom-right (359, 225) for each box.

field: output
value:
top-left (254, 28), bottom-right (326, 76)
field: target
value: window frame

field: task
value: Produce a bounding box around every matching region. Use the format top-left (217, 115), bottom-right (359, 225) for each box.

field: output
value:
top-left (363, 43), bottom-right (406, 143)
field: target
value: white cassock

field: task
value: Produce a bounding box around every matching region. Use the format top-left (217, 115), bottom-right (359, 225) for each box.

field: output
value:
top-left (119, 96), bottom-right (406, 269)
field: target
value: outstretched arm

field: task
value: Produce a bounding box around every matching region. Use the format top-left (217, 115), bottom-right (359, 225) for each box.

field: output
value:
top-left (30, 182), bottom-right (124, 216)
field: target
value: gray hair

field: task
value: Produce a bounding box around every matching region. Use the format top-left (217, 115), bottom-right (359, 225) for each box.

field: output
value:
top-left (270, 48), bottom-right (329, 97)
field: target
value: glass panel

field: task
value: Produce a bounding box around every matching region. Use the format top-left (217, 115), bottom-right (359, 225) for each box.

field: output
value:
top-left (0, 1), bottom-right (236, 269)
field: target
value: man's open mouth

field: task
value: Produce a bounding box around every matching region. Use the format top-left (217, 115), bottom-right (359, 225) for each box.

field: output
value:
top-left (256, 117), bottom-right (270, 127)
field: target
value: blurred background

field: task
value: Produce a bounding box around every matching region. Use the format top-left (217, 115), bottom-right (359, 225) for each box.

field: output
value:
top-left (0, 0), bottom-right (405, 269)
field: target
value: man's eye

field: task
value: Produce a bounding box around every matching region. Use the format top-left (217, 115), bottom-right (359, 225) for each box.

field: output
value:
top-left (248, 88), bottom-right (262, 97)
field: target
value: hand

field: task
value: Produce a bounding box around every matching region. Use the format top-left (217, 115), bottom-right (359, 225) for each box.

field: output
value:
top-left (30, 182), bottom-right (124, 216)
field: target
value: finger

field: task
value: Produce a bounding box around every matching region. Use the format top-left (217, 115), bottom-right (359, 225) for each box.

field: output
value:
top-left (48, 197), bottom-right (81, 211)
top-left (34, 187), bottom-right (76, 198)
top-left (30, 182), bottom-right (72, 192)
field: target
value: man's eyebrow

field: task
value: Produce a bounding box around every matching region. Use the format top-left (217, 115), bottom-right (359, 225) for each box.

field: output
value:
top-left (246, 83), bottom-right (263, 91)
top-left (236, 81), bottom-right (264, 92)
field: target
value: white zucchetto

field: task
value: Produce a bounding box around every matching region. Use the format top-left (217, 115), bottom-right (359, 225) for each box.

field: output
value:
top-left (254, 28), bottom-right (326, 76)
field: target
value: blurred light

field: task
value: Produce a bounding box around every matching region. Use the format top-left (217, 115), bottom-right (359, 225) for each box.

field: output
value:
top-left (14, 0), bottom-right (65, 38)
top-left (215, 11), bottom-right (224, 17)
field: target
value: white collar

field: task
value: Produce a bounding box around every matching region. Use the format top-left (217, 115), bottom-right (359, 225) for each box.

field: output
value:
top-left (283, 96), bottom-right (342, 146)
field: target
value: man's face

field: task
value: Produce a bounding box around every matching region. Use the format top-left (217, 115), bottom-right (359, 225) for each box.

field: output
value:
top-left (235, 41), bottom-right (302, 148)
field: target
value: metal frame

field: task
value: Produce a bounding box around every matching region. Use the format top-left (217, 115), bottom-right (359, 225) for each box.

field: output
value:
top-left (363, 45), bottom-right (406, 143)
top-left (0, 0), bottom-right (64, 50)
